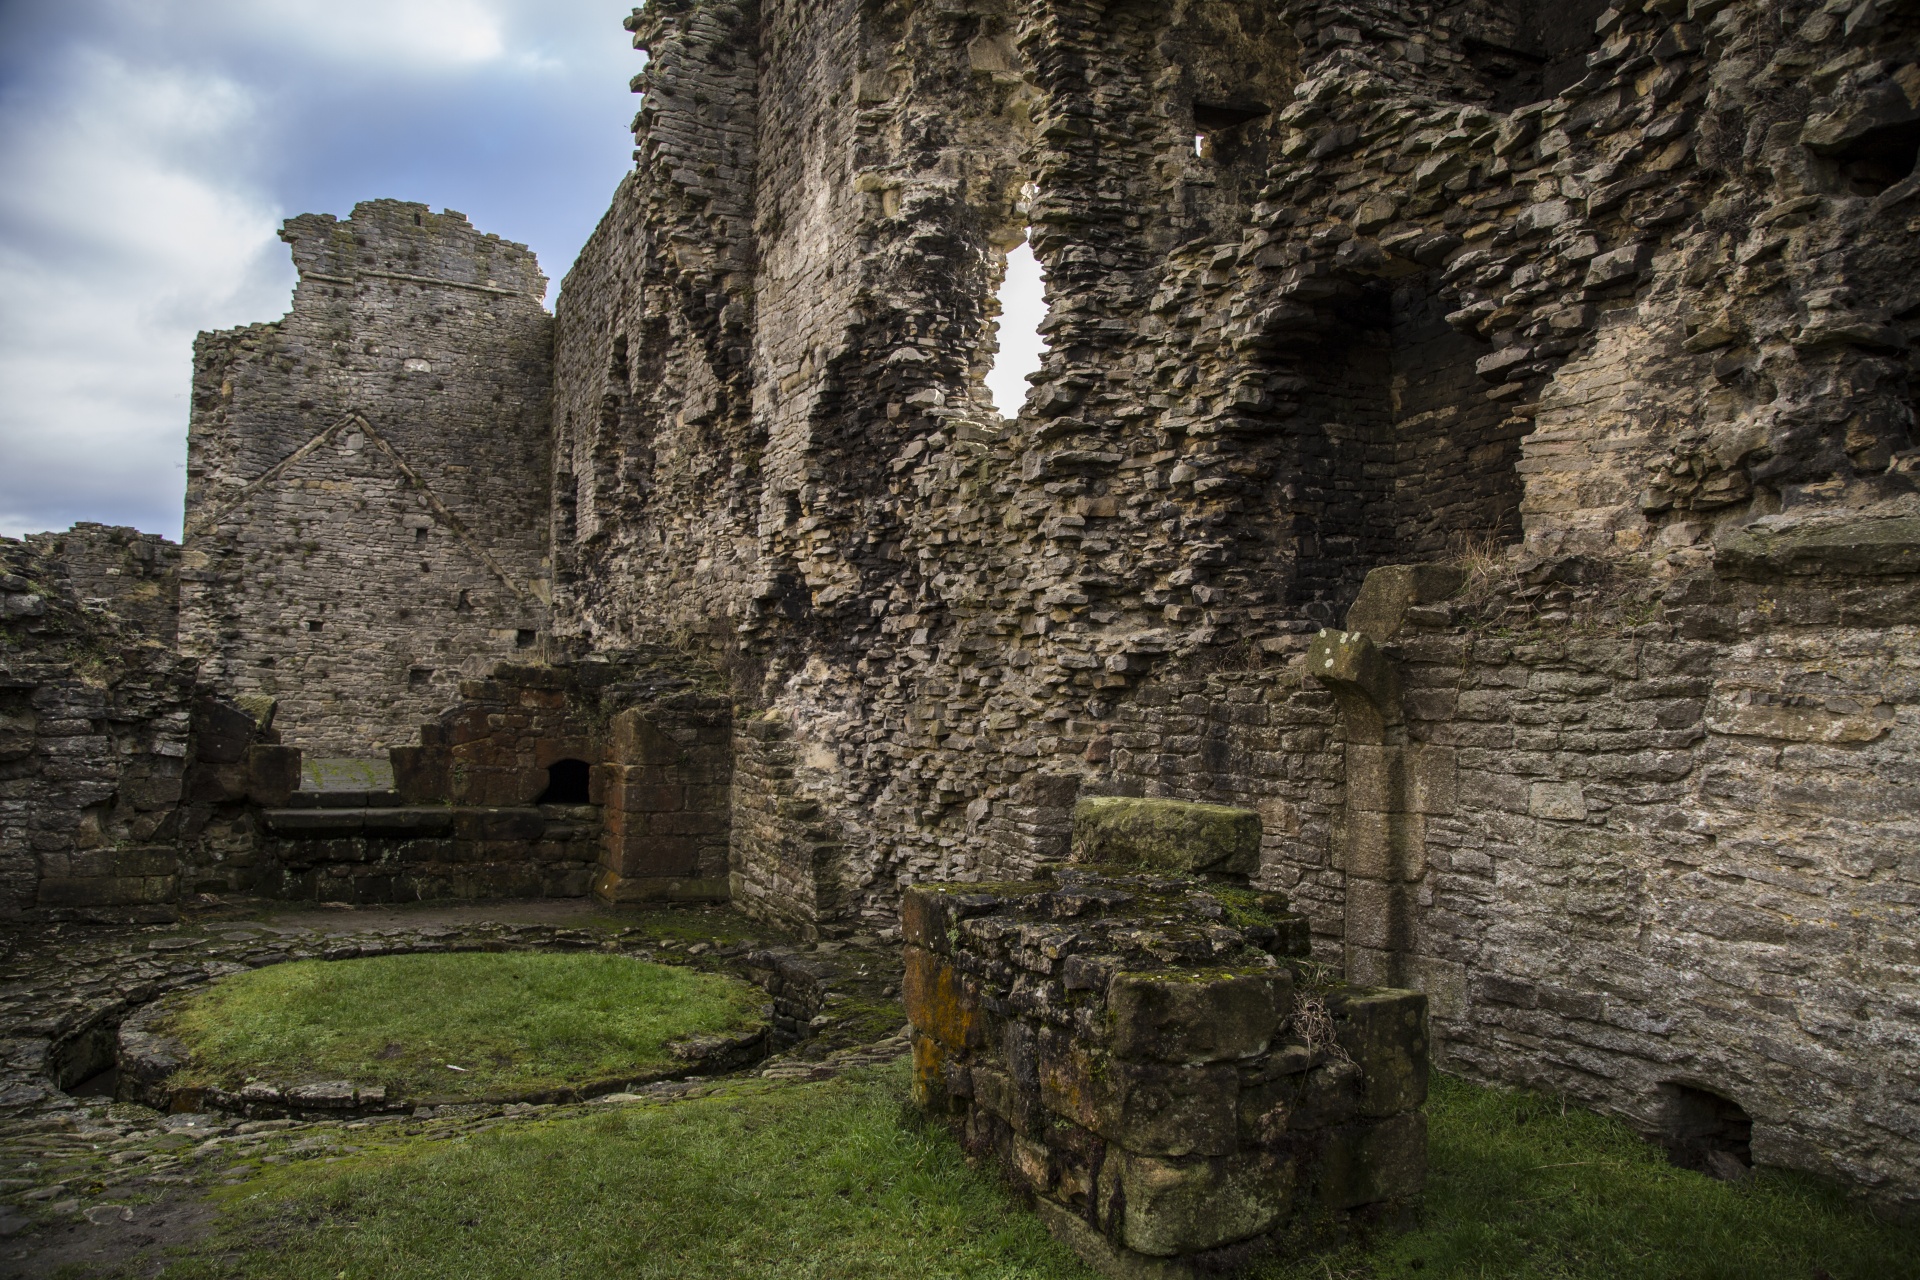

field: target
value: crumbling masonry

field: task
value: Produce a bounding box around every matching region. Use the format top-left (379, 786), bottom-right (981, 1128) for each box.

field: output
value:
top-left (5, 0), bottom-right (1919, 1221)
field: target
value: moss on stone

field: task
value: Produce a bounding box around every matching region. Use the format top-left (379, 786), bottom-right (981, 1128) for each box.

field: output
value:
top-left (1071, 797), bottom-right (1262, 876)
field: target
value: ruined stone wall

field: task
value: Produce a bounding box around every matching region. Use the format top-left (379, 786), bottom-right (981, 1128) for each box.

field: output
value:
top-left (538, 0), bottom-right (1920, 1206)
top-left (181, 201), bottom-right (554, 756)
top-left (23, 525), bottom-right (181, 645)
top-left (2, 539), bottom-right (213, 919)
top-left (1286, 530), bottom-right (1920, 1212)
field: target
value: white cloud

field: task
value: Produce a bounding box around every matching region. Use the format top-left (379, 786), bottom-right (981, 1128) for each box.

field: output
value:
top-left (164, 0), bottom-right (511, 70)
top-left (0, 0), bottom-right (637, 539)
top-left (0, 50), bottom-right (293, 540)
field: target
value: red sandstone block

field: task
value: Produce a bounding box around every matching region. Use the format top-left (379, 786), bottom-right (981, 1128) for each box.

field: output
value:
top-left (532, 737), bottom-right (595, 769)
top-left (390, 745), bottom-right (450, 803)
top-left (453, 767), bottom-right (542, 807)
top-left (246, 746), bottom-right (301, 807)
top-left (610, 709), bottom-right (683, 766)
top-left (607, 833), bottom-right (702, 878)
top-left (601, 769), bottom-right (684, 813)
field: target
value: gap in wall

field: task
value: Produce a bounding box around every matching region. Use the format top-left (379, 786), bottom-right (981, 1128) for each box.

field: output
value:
top-left (985, 235), bottom-right (1047, 418)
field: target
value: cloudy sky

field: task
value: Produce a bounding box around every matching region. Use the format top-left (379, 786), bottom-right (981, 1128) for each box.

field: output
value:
top-left (0, 0), bottom-right (640, 541)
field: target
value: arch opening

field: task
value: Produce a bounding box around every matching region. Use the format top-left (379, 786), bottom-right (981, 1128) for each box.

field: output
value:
top-left (538, 757), bottom-right (593, 805)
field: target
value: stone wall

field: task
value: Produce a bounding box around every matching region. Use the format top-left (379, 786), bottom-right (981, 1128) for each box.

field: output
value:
top-left (20, 0), bottom-right (1910, 1211)
top-left (0, 537), bottom-right (278, 920)
top-left (523, 0), bottom-right (1920, 1210)
top-left (180, 200), bottom-right (555, 755)
top-left (1314, 531), bottom-right (1920, 1210)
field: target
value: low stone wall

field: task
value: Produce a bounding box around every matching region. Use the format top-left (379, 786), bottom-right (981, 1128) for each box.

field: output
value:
top-left (904, 859), bottom-right (1426, 1277)
top-left (254, 798), bottom-right (601, 904)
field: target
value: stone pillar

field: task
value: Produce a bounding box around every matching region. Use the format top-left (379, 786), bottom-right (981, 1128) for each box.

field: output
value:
top-left (595, 704), bottom-right (732, 903)
top-left (1311, 565), bottom-right (1462, 988)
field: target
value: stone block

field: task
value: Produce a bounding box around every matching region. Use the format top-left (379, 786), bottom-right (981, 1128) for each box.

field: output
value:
top-left (1343, 880), bottom-right (1415, 953)
top-left (904, 944), bottom-right (981, 1050)
top-left (602, 769), bottom-right (686, 813)
top-left (246, 745), bottom-right (302, 807)
top-left (193, 697), bottom-right (257, 764)
top-left (1040, 1040), bottom-right (1240, 1157)
top-left (901, 884), bottom-right (1019, 952)
top-left (1316, 1113), bottom-right (1427, 1208)
top-left (1344, 743), bottom-right (1402, 813)
top-left (1344, 564), bottom-right (1467, 642)
top-left (1715, 517), bottom-right (1920, 579)
top-left (1108, 968), bottom-right (1289, 1063)
top-left (590, 869), bottom-right (727, 903)
top-left (451, 808), bottom-right (546, 841)
top-left (912, 1029), bottom-right (954, 1112)
top-left (390, 745), bottom-right (450, 803)
top-left (1407, 746), bottom-right (1456, 815)
top-left (1343, 810), bottom-right (1425, 882)
top-left (452, 765), bottom-right (543, 807)
top-left (37, 874), bottom-right (176, 908)
top-left (1334, 989), bottom-right (1428, 1117)
top-left (1114, 1149), bottom-right (1293, 1256)
top-left (601, 823), bottom-right (701, 878)
top-left (1071, 797), bottom-right (1262, 875)
top-left (185, 761), bottom-right (249, 805)
top-left (610, 709), bottom-right (684, 766)
top-left (1308, 630), bottom-right (1403, 732)
top-left (1528, 780), bottom-right (1587, 821)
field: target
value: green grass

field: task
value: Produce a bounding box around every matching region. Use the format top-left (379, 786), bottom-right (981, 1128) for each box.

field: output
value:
top-left (166, 952), bottom-right (767, 1100)
top-left (164, 1067), bottom-right (1917, 1279)
top-left (1253, 1074), bottom-right (1919, 1280)
top-left (167, 1066), bottom-right (1082, 1280)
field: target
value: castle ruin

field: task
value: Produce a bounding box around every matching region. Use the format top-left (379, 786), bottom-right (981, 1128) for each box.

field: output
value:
top-left (4, 0), bottom-right (1919, 1219)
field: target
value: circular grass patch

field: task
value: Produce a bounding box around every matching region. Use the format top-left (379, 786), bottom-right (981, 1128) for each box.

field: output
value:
top-left (162, 951), bottom-right (767, 1102)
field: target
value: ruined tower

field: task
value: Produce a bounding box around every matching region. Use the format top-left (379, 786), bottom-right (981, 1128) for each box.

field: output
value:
top-left (179, 201), bottom-right (554, 755)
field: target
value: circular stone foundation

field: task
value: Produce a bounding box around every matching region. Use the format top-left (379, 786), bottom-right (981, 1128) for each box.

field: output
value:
top-left (118, 951), bottom-right (771, 1116)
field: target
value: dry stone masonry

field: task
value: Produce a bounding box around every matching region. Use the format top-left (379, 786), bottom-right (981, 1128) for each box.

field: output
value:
top-left (5, 0), bottom-right (1918, 1225)
top-left (904, 801), bottom-right (1428, 1276)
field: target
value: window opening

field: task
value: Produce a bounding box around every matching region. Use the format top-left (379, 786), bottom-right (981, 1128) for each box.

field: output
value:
top-left (985, 234), bottom-right (1047, 418)
top-left (1194, 133), bottom-right (1208, 158)
top-left (537, 758), bottom-right (593, 805)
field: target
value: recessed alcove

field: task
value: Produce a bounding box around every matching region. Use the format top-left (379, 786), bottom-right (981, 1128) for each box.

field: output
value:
top-left (538, 757), bottom-right (593, 804)
top-left (1658, 1082), bottom-right (1755, 1180)
top-left (1286, 272), bottom-right (1527, 605)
